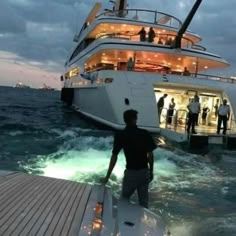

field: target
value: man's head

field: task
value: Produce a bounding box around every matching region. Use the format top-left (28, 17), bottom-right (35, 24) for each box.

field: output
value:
top-left (223, 99), bottom-right (227, 105)
top-left (123, 109), bottom-right (138, 125)
top-left (164, 94), bottom-right (168, 98)
top-left (194, 95), bottom-right (199, 102)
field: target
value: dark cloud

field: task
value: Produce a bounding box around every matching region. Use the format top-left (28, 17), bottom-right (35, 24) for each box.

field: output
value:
top-left (0, 0), bottom-right (235, 76)
top-left (0, 0), bottom-right (26, 33)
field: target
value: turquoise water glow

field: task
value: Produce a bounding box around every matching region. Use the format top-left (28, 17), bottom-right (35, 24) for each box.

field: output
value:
top-left (0, 86), bottom-right (236, 235)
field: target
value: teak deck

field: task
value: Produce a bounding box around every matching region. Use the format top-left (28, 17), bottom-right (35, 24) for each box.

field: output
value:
top-left (0, 171), bottom-right (91, 236)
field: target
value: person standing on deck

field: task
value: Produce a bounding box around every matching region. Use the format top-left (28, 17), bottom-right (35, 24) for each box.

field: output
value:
top-left (187, 95), bottom-right (200, 134)
top-left (214, 98), bottom-right (219, 119)
top-left (148, 27), bottom-right (155, 42)
top-left (202, 106), bottom-right (210, 125)
top-left (127, 57), bottom-right (134, 71)
top-left (217, 99), bottom-right (230, 135)
top-left (157, 94), bottom-right (168, 123)
top-left (167, 98), bottom-right (176, 126)
top-left (138, 27), bottom-right (146, 42)
top-left (100, 109), bottom-right (156, 208)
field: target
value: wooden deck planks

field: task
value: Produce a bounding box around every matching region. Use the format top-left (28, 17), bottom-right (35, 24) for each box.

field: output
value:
top-left (18, 178), bottom-right (71, 236)
top-left (0, 175), bottom-right (51, 235)
top-left (2, 176), bottom-right (61, 236)
top-left (0, 172), bottom-right (93, 236)
top-left (39, 182), bottom-right (80, 236)
top-left (52, 184), bottom-right (90, 236)
top-left (67, 184), bottom-right (91, 236)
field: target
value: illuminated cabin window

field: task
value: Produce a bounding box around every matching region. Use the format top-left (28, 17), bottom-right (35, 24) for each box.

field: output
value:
top-left (69, 67), bottom-right (79, 77)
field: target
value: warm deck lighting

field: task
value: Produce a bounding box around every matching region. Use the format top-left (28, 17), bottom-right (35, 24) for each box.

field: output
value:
top-left (92, 202), bottom-right (103, 232)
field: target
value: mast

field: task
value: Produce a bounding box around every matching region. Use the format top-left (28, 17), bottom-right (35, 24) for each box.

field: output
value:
top-left (172, 0), bottom-right (202, 49)
top-left (114, 0), bottom-right (128, 17)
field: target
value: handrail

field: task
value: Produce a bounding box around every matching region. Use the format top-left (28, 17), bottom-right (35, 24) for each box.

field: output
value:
top-left (84, 64), bottom-right (236, 84)
top-left (174, 109), bottom-right (188, 132)
top-left (96, 9), bottom-right (182, 28)
top-left (193, 73), bottom-right (236, 84)
top-left (95, 32), bottom-right (203, 50)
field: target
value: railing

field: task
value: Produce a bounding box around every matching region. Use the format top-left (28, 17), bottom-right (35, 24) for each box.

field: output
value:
top-left (95, 32), bottom-right (204, 51)
top-left (174, 109), bottom-right (188, 132)
top-left (191, 73), bottom-right (236, 84)
top-left (84, 64), bottom-right (236, 84)
top-left (96, 9), bottom-right (182, 29)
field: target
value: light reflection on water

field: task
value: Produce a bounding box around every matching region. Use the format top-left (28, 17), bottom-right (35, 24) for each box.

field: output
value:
top-left (20, 129), bottom-right (236, 236)
top-left (1, 87), bottom-right (236, 235)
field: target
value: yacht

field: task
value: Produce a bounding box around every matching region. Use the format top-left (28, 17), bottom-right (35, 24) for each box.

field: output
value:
top-left (14, 82), bottom-right (31, 89)
top-left (61, 0), bottom-right (236, 143)
top-left (40, 83), bottom-right (55, 90)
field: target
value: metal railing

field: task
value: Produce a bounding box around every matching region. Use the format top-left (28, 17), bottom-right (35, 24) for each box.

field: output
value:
top-left (95, 32), bottom-right (203, 50)
top-left (96, 9), bottom-right (182, 29)
top-left (174, 109), bottom-right (188, 132)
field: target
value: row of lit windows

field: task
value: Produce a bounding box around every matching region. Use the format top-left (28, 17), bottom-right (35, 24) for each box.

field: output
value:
top-left (72, 78), bottom-right (113, 87)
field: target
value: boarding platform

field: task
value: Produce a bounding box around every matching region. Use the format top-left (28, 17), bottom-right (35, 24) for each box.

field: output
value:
top-left (0, 171), bottom-right (167, 236)
top-left (160, 123), bottom-right (236, 149)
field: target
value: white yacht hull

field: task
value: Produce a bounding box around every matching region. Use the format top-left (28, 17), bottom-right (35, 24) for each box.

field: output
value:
top-left (71, 70), bottom-right (161, 133)
top-left (64, 70), bottom-right (236, 135)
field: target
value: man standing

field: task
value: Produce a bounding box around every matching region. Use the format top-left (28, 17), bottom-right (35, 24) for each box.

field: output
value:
top-left (138, 27), bottom-right (146, 41)
top-left (187, 95), bottom-right (200, 134)
top-left (217, 99), bottom-right (230, 135)
top-left (100, 109), bottom-right (156, 208)
top-left (157, 94), bottom-right (168, 123)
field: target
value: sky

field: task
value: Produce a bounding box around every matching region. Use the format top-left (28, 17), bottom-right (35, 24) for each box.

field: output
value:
top-left (0, 0), bottom-right (236, 89)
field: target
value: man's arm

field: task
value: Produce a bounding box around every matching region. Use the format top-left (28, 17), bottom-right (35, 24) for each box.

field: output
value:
top-left (147, 152), bottom-right (154, 182)
top-left (228, 106), bottom-right (230, 120)
top-left (100, 154), bottom-right (118, 184)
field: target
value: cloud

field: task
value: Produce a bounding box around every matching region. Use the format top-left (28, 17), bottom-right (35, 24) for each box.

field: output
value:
top-left (0, 0), bottom-right (26, 34)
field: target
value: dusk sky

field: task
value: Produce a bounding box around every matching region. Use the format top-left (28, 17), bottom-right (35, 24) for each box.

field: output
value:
top-left (0, 0), bottom-right (235, 89)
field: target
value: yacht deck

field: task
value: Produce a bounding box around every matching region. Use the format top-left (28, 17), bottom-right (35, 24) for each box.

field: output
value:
top-left (159, 122), bottom-right (236, 149)
top-left (0, 171), bottom-right (91, 236)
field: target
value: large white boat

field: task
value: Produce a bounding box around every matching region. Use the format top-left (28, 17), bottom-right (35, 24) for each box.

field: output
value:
top-left (39, 83), bottom-right (55, 90)
top-left (14, 82), bottom-right (31, 89)
top-left (61, 0), bottom-right (236, 143)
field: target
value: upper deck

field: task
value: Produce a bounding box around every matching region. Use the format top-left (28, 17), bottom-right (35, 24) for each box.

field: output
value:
top-left (75, 7), bottom-right (201, 46)
top-left (64, 1), bottom-right (230, 83)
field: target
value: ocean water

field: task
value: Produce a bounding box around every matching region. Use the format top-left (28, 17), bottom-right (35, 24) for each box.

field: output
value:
top-left (0, 86), bottom-right (236, 236)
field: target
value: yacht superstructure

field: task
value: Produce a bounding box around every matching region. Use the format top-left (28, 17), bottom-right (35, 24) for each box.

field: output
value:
top-left (61, 0), bottom-right (236, 142)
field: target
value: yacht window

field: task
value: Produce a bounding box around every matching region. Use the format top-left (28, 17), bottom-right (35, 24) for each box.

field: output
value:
top-left (125, 98), bottom-right (130, 105)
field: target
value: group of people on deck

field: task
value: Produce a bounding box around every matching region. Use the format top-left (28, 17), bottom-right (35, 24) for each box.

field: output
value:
top-left (138, 27), bottom-right (155, 42)
top-left (138, 27), bottom-right (172, 45)
top-left (157, 94), bottom-right (231, 135)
